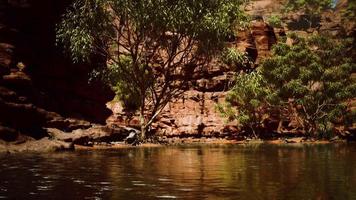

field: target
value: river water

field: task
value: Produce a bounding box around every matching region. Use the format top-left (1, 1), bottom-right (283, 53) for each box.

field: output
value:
top-left (1, 143), bottom-right (356, 200)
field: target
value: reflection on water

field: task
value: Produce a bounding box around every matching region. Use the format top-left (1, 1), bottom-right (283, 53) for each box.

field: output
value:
top-left (1, 144), bottom-right (356, 200)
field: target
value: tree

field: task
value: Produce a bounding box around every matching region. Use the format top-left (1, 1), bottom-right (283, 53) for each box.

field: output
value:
top-left (217, 71), bottom-right (273, 138)
top-left (57, 0), bottom-right (249, 139)
top-left (260, 34), bottom-right (355, 137)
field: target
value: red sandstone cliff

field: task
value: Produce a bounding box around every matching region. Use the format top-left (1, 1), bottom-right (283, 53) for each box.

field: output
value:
top-left (107, 18), bottom-right (280, 137)
top-left (0, 0), bottom-right (354, 145)
top-left (108, 0), bottom-right (355, 137)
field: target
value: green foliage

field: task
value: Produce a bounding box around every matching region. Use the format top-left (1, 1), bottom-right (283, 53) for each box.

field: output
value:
top-left (57, 0), bottom-right (249, 138)
top-left (283, 0), bottom-right (333, 30)
top-left (266, 15), bottom-right (283, 28)
top-left (260, 34), bottom-right (355, 135)
top-left (217, 71), bottom-right (272, 137)
top-left (220, 48), bottom-right (252, 71)
top-left (342, 0), bottom-right (356, 21)
top-left (57, 0), bottom-right (249, 62)
top-left (220, 34), bottom-right (355, 138)
top-left (56, 0), bottom-right (113, 62)
top-left (91, 55), bottom-right (153, 111)
top-left (284, 0), bottom-right (333, 15)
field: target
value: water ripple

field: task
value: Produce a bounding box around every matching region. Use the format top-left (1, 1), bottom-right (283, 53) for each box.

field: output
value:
top-left (156, 195), bottom-right (177, 199)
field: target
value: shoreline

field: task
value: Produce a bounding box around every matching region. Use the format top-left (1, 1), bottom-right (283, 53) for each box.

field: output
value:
top-left (73, 137), bottom-right (346, 150)
top-left (0, 136), bottom-right (351, 153)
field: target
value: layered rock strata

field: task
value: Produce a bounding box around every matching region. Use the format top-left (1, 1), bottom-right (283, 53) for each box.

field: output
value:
top-left (0, 0), bottom-right (115, 145)
top-left (108, 19), bottom-right (280, 137)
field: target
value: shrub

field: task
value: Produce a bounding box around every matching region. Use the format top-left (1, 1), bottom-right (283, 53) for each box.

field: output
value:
top-left (220, 34), bottom-right (355, 138)
top-left (260, 34), bottom-right (355, 136)
top-left (217, 71), bottom-right (273, 138)
top-left (266, 15), bottom-right (282, 28)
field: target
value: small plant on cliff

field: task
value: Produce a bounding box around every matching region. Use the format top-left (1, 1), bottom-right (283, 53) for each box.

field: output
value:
top-left (285, 0), bottom-right (334, 13)
top-left (342, 0), bottom-right (356, 22)
top-left (221, 47), bottom-right (253, 72)
top-left (260, 34), bottom-right (355, 136)
top-left (56, 0), bottom-right (249, 140)
top-left (284, 0), bottom-right (334, 30)
top-left (217, 71), bottom-right (273, 138)
top-left (266, 15), bottom-right (283, 28)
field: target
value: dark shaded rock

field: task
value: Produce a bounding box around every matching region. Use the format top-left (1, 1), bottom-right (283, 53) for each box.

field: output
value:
top-left (0, 97), bottom-right (50, 139)
top-left (46, 118), bottom-right (92, 132)
top-left (0, 125), bottom-right (18, 141)
top-left (0, 137), bottom-right (74, 153)
top-left (250, 19), bottom-right (277, 64)
top-left (8, 0), bottom-right (114, 123)
top-left (0, 43), bottom-right (13, 76)
top-left (0, 0), bottom-right (115, 144)
top-left (286, 15), bottom-right (322, 32)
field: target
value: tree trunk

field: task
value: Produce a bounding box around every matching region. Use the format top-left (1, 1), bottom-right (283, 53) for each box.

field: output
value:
top-left (139, 105), bottom-right (146, 140)
top-left (305, 120), bottom-right (317, 136)
top-left (250, 125), bottom-right (258, 139)
top-left (311, 122), bottom-right (317, 136)
top-left (141, 124), bottom-right (146, 140)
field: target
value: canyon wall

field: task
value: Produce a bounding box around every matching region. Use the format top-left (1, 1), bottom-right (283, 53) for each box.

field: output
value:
top-left (0, 0), bottom-right (354, 142)
top-left (108, 0), bottom-right (355, 137)
top-left (108, 19), bottom-right (279, 137)
top-left (0, 0), bottom-right (114, 141)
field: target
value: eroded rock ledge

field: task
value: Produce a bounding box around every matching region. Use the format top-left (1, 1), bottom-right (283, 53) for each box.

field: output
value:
top-left (0, 125), bottom-right (135, 152)
top-left (0, 0), bottom-right (114, 146)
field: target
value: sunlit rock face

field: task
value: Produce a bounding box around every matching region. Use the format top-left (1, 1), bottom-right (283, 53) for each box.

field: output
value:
top-left (108, 19), bottom-right (279, 137)
top-left (107, 1), bottom-right (284, 137)
top-left (108, 0), bottom-right (354, 136)
top-left (151, 20), bottom-right (277, 137)
top-left (0, 0), bottom-right (114, 141)
top-left (246, 0), bottom-right (285, 16)
top-left (0, 0), bottom-right (353, 140)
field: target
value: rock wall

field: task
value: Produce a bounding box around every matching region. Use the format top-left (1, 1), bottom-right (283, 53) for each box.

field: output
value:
top-left (154, 20), bottom-right (278, 136)
top-left (108, 19), bottom-right (279, 137)
top-left (1, 0), bottom-right (353, 141)
top-left (105, 0), bottom-right (288, 137)
top-left (0, 0), bottom-right (114, 141)
top-left (108, 0), bottom-right (355, 137)
top-left (154, 0), bottom-right (355, 137)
